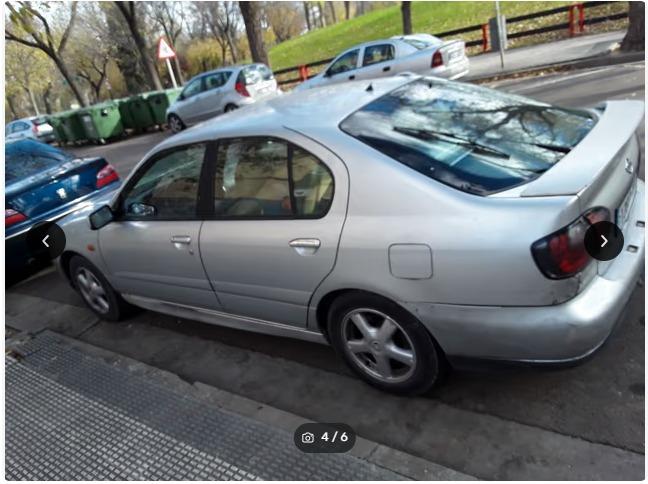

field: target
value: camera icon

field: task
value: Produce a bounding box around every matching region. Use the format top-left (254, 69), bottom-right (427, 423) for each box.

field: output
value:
top-left (301, 432), bottom-right (315, 444)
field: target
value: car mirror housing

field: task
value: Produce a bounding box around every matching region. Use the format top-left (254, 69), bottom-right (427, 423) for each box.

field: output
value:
top-left (89, 205), bottom-right (114, 230)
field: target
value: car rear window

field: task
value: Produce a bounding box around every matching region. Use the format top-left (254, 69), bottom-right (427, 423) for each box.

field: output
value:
top-left (339, 78), bottom-right (596, 196)
top-left (401, 36), bottom-right (442, 50)
top-left (5, 140), bottom-right (74, 183)
top-left (239, 65), bottom-right (273, 85)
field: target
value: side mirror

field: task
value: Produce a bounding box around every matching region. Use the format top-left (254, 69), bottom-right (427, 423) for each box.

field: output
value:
top-left (89, 205), bottom-right (114, 230)
top-left (178, 93), bottom-right (185, 101)
top-left (128, 202), bottom-right (156, 217)
top-left (324, 70), bottom-right (332, 78)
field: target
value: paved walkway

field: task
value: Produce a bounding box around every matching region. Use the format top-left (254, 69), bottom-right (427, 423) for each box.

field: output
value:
top-left (466, 30), bottom-right (626, 80)
top-left (5, 330), bottom-right (471, 480)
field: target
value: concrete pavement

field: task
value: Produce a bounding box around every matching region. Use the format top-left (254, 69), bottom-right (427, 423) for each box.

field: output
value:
top-left (465, 30), bottom-right (629, 81)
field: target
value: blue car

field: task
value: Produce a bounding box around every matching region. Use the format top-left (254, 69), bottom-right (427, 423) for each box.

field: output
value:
top-left (6, 139), bottom-right (121, 276)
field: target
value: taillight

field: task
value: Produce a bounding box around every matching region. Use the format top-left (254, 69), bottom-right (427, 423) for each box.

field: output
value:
top-left (531, 207), bottom-right (610, 279)
top-left (235, 82), bottom-right (250, 97)
top-left (96, 164), bottom-right (119, 189)
top-left (5, 208), bottom-right (27, 228)
top-left (431, 51), bottom-right (444, 68)
top-left (32, 123), bottom-right (38, 135)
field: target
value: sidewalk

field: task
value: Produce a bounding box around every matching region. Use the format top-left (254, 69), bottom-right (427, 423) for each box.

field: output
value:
top-left (465, 30), bottom-right (639, 81)
top-left (5, 330), bottom-right (473, 480)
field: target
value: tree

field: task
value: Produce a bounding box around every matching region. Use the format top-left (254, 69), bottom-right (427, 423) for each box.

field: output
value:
top-left (263, 2), bottom-right (304, 43)
top-left (114, 1), bottom-right (163, 90)
top-left (621, 1), bottom-right (644, 51)
top-left (327, 1), bottom-right (337, 24)
top-left (5, 1), bottom-right (87, 106)
top-left (192, 2), bottom-right (241, 65)
top-left (344, 1), bottom-right (351, 20)
top-left (239, 1), bottom-right (269, 65)
top-left (303, 2), bottom-right (312, 30)
top-left (5, 42), bottom-right (50, 115)
top-left (149, 1), bottom-right (186, 84)
top-left (401, 1), bottom-right (412, 35)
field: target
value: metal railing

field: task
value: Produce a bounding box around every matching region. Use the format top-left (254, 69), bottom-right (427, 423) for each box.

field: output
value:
top-left (274, 1), bottom-right (628, 86)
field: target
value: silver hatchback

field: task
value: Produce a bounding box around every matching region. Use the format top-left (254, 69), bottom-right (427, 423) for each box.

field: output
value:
top-left (166, 63), bottom-right (281, 133)
top-left (58, 76), bottom-right (644, 395)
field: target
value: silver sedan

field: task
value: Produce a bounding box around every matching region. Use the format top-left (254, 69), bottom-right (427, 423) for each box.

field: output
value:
top-left (56, 76), bottom-right (644, 395)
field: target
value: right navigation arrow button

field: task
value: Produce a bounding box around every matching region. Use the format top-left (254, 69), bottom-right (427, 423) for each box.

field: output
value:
top-left (600, 235), bottom-right (608, 248)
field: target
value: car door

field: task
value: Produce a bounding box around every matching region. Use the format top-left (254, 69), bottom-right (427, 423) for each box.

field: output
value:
top-left (199, 71), bottom-right (230, 119)
top-left (355, 43), bottom-right (397, 80)
top-left (199, 134), bottom-right (348, 327)
top-left (321, 48), bottom-right (361, 85)
top-left (98, 142), bottom-right (221, 310)
top-left (175, 77), bottom-right (205, 124)
top-left (5, 122), bottom-right (18, 142)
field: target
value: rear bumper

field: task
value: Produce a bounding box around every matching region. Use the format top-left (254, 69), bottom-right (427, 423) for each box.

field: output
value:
top-left (403, 180), bottom-right (645, 363)
top-left (429, 57), bottom-right (470, 80)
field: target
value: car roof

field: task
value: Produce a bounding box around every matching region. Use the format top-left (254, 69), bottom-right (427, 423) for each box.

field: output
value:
top-left (155, 75), bottom-right (414, 153)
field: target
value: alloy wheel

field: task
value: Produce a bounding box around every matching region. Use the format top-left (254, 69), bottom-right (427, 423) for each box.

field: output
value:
top-left (76, 267), bottom-right (110, 314)
top-left (341, 308), bottom-right (417, 383)
top-left (168, 115), bottom-right (183, 133)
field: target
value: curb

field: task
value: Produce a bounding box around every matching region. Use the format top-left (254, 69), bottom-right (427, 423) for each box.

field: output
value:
top-left (6, 329), bottom-right (476, 481)
top-left (467, 46), bottom-right (644, 84)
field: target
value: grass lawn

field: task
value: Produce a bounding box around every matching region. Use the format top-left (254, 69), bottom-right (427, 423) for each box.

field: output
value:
top-left (268, 1), bottom-right (575, 71)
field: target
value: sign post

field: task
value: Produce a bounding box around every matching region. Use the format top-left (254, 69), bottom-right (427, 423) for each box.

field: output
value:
top-left (157, 38), bottom-right (178, 88)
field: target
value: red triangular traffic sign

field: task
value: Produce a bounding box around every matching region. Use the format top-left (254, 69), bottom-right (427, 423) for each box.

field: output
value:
top-left (157, 38), bottom-right (176, 60)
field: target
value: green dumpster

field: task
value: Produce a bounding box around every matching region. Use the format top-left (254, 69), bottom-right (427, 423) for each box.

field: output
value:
top-left (128, 93), bottom-right (156, 132)
top-left (58, 110), bottom-right (86, 144)
top-left (116, 97), bottom-right (136, 131)
top-left (79, 102), bottom-right (124, 144)
top-left (46, 114), bottom-right (68, 145)
top-left (146, 88), bottom-right (182, 126)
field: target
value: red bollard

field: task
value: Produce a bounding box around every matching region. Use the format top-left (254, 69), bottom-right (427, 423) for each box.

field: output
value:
top-left (568, 5), bottom-right (575, 37)
top-left (578, 3), bottom-right (585, 33)
top-left (298, 65), bottom-right (309, 82)
top-left (481, 23), bottom-right (489, 52)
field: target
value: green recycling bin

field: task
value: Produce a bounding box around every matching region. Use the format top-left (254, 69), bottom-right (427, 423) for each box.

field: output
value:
top-left (146, 88), bottom-right (182, 126)
top-left (116, 97), bottom-right (136, 130)
top-left (58, 110), bottom-right (86, 144)
top-left (46, 114), bottom-right (68, 145)
top-left (128, 93), bottom-right (157, 132)
top-left (79, 102), bottom-right (124, 144)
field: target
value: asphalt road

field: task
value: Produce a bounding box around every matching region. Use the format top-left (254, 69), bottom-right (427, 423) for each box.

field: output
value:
top-left (8, 62), bottom-right (646, 480)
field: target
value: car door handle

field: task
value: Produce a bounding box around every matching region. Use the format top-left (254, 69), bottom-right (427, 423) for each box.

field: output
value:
top-left (289, 238), bottom-right (321, 256)
top-left (383, 66), bottom-right (391, 72)
top-left (171, 235), bottom-right (192, 245)
top-left (348, 75), bottom-right (355, 80)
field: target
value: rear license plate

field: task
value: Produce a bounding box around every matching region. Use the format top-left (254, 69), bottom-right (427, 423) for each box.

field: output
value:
top-left (448, 50), bottom-right (462, 62)
top-left (616, 178), bottom-right (637, 226)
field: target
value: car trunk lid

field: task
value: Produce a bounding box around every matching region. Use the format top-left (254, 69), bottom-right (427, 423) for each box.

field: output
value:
top-left (434, 40), bottom-right (466, 65)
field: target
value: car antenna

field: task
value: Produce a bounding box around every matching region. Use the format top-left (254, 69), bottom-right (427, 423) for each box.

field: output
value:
top-left (366, 83), bottom-right (374, 92)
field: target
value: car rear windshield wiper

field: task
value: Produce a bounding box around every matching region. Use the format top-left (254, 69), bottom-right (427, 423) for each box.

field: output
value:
top-left (393, 126), bottom-right (511, 159)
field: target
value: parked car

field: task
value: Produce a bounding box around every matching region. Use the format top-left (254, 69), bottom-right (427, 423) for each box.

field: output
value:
top-left (6, 139), bottom-right (120, 276)
top-left (166, 63), bottom-right (282, 133)
top-left (56, 76), bottom-right (643, 395)
top-left (5, 116), bottom-right (56, 144)
top-left (294, 34), bottom-right (469, 92)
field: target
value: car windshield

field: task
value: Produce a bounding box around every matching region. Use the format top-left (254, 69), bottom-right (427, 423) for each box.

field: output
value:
top-left (5, 140), bottom-right (74, 183)
top-left (339, 78), bottom-right (597, 195)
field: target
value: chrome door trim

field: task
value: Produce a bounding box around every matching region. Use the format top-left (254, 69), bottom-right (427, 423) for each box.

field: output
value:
top-left (122, 293), bottom-right (328, 345)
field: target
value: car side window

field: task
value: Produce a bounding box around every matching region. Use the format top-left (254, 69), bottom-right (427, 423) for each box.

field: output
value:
top-left (121, 143), bottom-right (206, 220)
top-left (213, 138), bottom-right (333, 218)
top-left (327, 49), bottom-right (359, 76)
top-left (204, 72), bottom-right (229, 90)
top-left (5, 123), bottom-right (13, 135)
top-left (182, 78), bottom-right (203, 99)
top-left (363, 44), bottom-right (395, 66)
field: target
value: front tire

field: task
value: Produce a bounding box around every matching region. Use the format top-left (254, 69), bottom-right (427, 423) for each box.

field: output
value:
top-left (224, 104), bottom-right (238, 113)
top-left (327, 292), bottom-right (445, 395)
top-left (167, 113), bottom-right (185, 133)
top-left (69, 256), bottom-right (133, 321)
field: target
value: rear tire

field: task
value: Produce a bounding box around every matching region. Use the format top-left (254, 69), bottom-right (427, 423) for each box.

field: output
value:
top-left (225, 104), bottom-right (238, 113)
top-left (167, 113), bottom-right (185, 133)
top-left (327, 292), bottom-right (445, 395)
top-left (69, 256), bottom-right (133, 322)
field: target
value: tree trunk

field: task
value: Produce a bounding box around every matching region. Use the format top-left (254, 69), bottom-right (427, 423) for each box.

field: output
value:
top-left (25, 87), bottom-right (40, 116)
top-left (173, 55), bottom-right (185, 84)
top-left (42, 82), bottom-right (53, 114)
top-left (318, 2), bottom-right (326, 27)
top-left (344, 1), bottom-right (350, 20)
top-left (621, 1), bottom-right (645, 51)
top-left (115, 2), bottom-right (163, 90)
top-left (226, 32), bottom-right (240, 63)
top-left (6, 95), bottom-right (18, 120)
top-left (239, 2), bottom-right (269, 65)
top-left (53, 56), bottom-right (88, 107)
top-left (304, 2), bottom-right (312, 30)
top-left (328, 2), bottom-right (337, 24)
top-left (356, 1), bottom-right (364, 16)
top-left (401, 1), bottom-right (412, 35)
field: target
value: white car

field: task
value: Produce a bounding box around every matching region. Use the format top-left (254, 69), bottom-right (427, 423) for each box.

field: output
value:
top-left (5, 117), bottom-right (56, 144)
top-left (295, 34), bottom-right (469, 91)
top-left (166, 63), bottom-right (282, 133)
